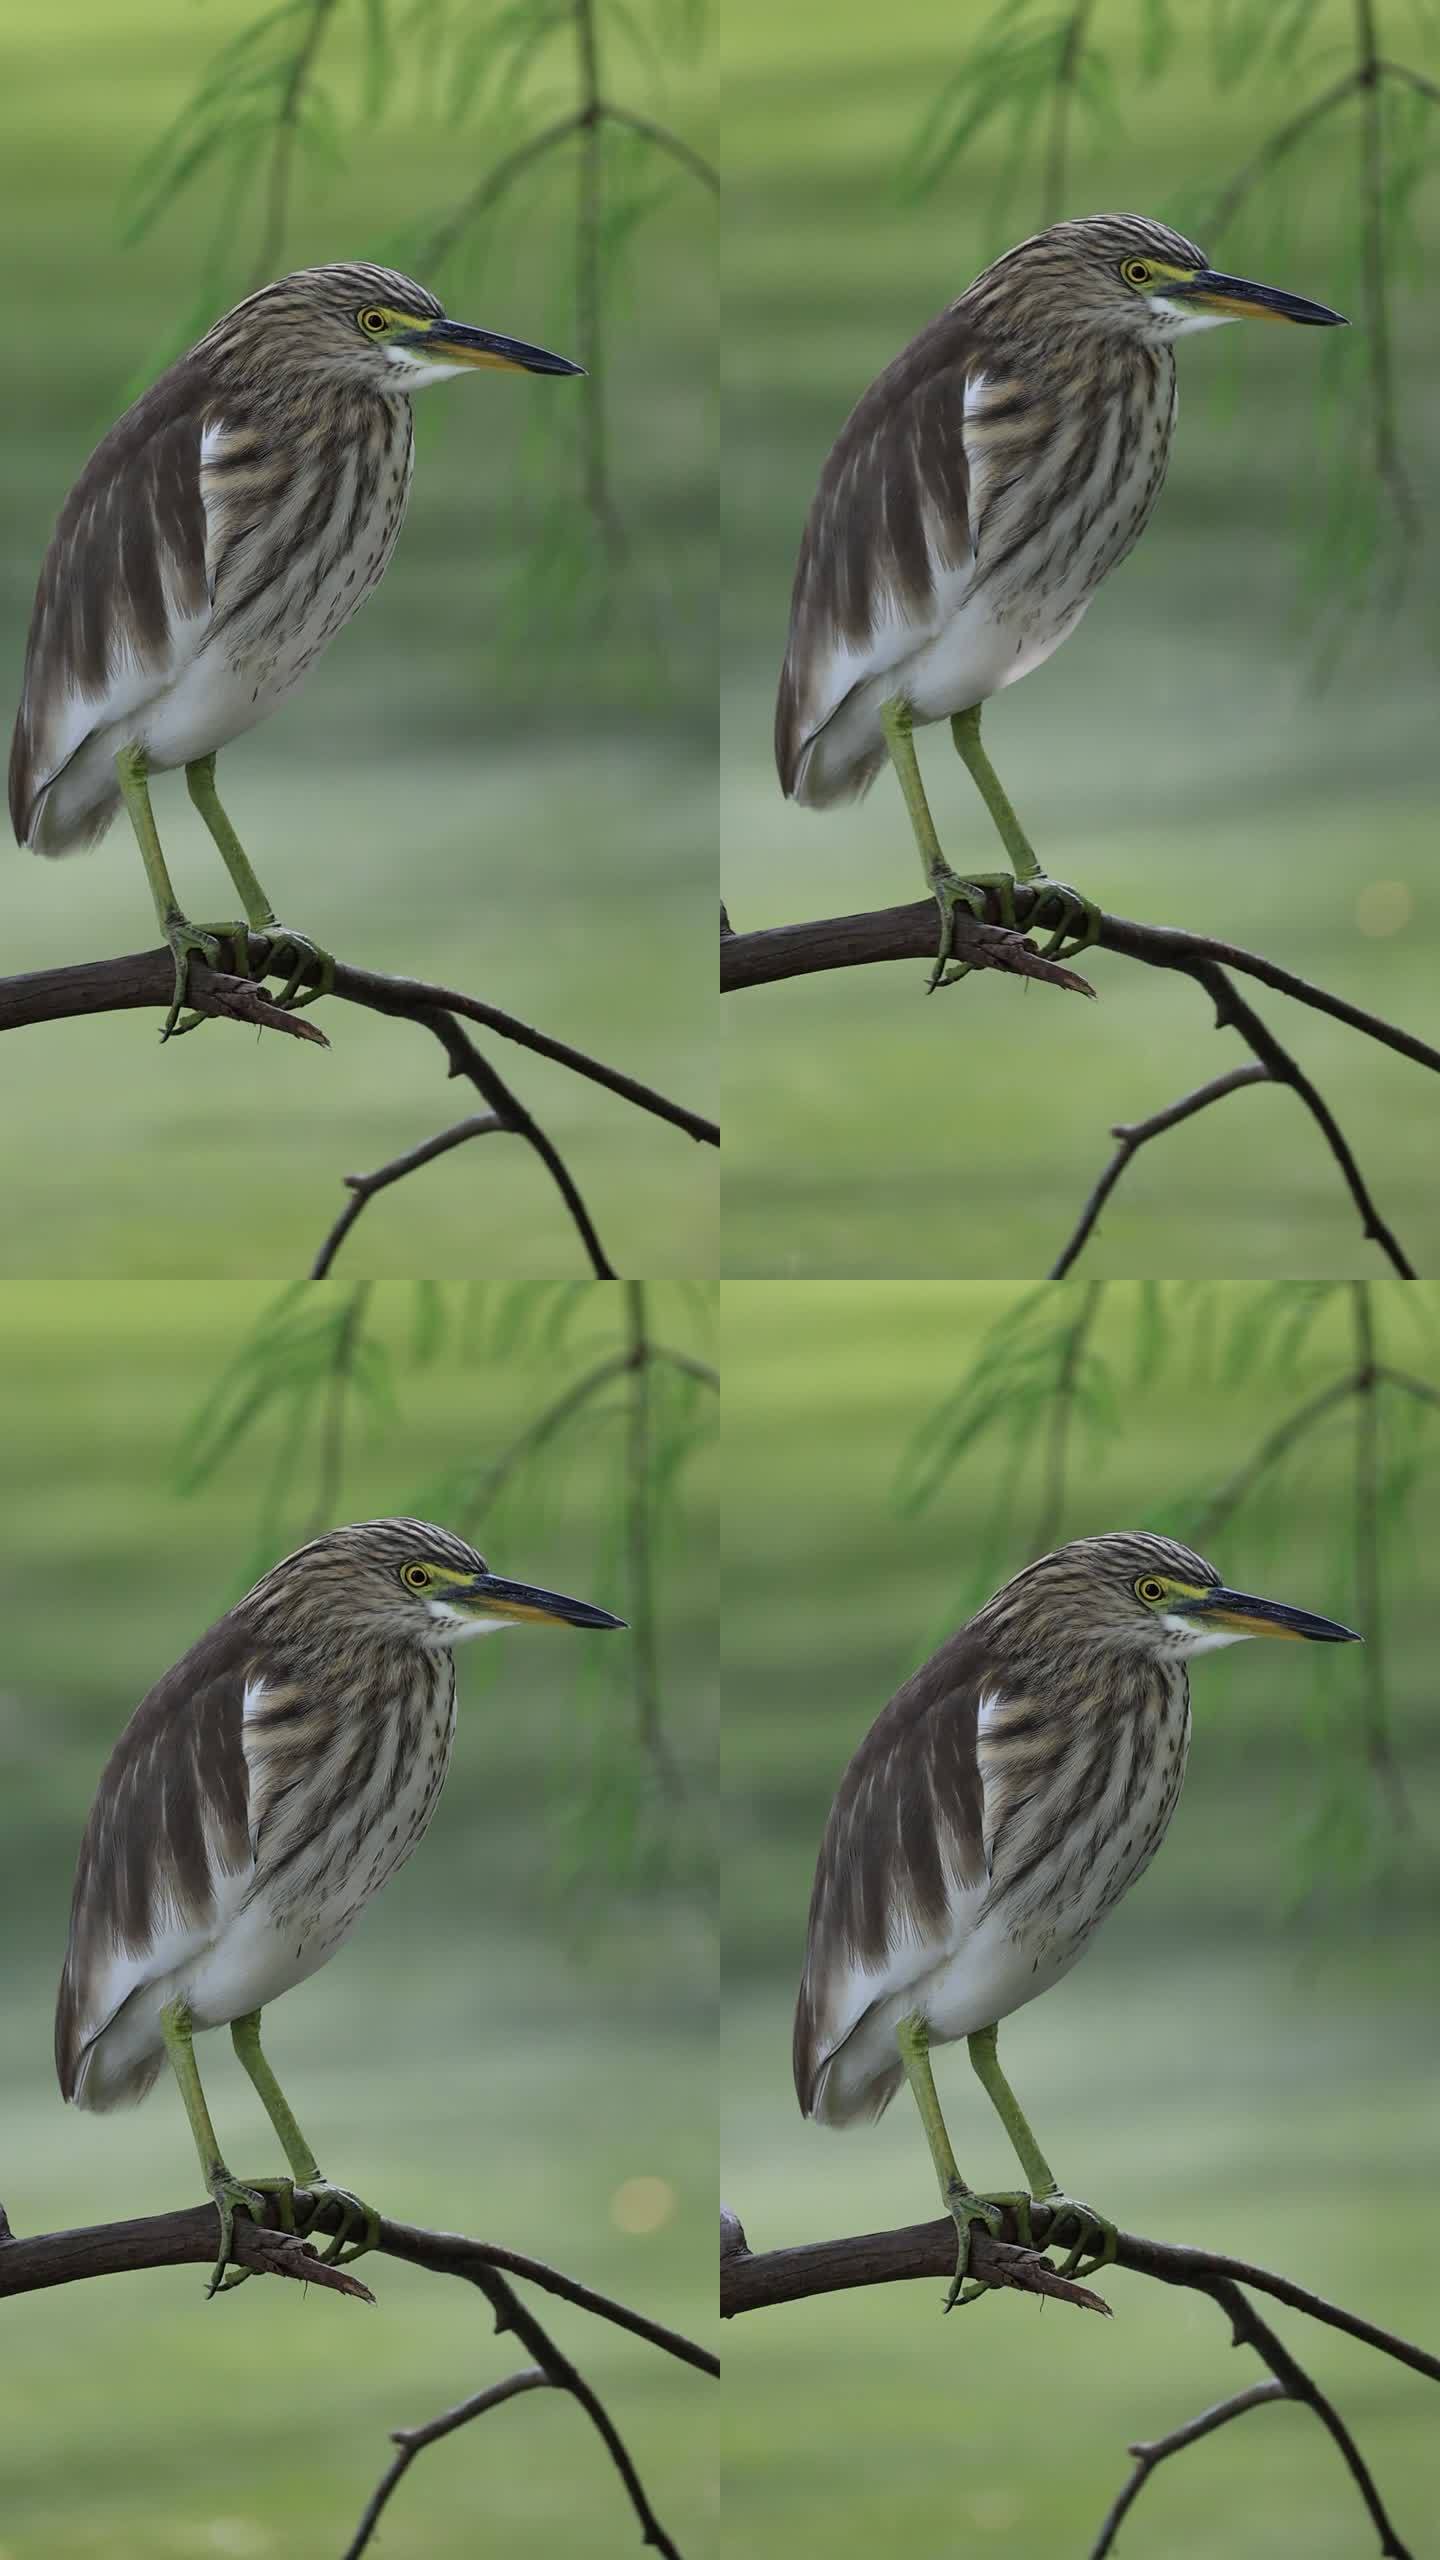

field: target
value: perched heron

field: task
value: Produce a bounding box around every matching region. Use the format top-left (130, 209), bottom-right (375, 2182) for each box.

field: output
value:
top-left (793, 1532), bottom-right (1358, 2306)
top-left (775, 216), bottom-right (1345, 986)
top-left (9, 264), bottom-right (581, 1036)
top-left (56, 1518), bottom-right (623, 2294)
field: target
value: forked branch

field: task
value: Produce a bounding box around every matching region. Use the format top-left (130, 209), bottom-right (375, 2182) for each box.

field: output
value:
top-left (721, 2204), bottom-right (1433, 2560)
top-left (0, 2192), bottom-right (716, 2560)
top-left (721, 893), bottom-right (1436, 1278)
top-left (0, 937), bottom-right (717, 1279)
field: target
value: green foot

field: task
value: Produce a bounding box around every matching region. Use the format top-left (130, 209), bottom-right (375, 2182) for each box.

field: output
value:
top-left (926, 871), bottom-right (1101, 989)
top-left (253, 926), bottom-right (335, 1013)
top-left (205, 2171), bottom-right (297, 2298)
top-left (160, 918), bottom-right (249, 1040)
top-left (1034, 2189), bottom-right (1118, 2283)
top-left (924, 869), bottom-right (1019, 991)
top-left (298, 2180), bottom-right (381, 2268)
top-left (940, 2182), bottom-right (1037, 2311)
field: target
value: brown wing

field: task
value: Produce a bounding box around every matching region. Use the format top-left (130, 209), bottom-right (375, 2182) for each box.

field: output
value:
top-left (774, 303), bottom-right (976, 799)
top-left (9, 352), bottom-right (212, 848)
top-left (55, 1609), bottom-right (254, 2104)
top-left (792, 1626), bottom-right (989, 2118)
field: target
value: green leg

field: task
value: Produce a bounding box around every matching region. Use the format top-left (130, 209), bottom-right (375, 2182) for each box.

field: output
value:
top-left (967, 2023), bottom-right (1117, 2282)
top-left (230, 2012), bottom-right (379, 2269)
top-left (949, 703), bottom-right (1101, 978)
top-left (185, 755), bottom-right (334, 1016)
top-left (159, 1999), bottom-right (297, 2299)
top-left (881, 698), bottom-right (1023, 993)
top-left (115, 747), bottom-right (248, 1041)
top-left (896, 2013), bottom-right (1037, 2311)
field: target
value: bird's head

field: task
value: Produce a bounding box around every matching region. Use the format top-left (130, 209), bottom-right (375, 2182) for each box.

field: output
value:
top-left (250, 1518), bottom-right (625, 1651)
top-left (972, 216), bottom-right (1347, 349)
top-left (989, 1532), bottom-right (1360, 1665)
top-left (200, 262), bottom-right (583, 395)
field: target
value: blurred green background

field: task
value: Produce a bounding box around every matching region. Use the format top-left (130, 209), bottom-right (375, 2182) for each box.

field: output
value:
top-left (3, 2), bottom-right (714, 1275)
top-left (0, 1281), bottom-right (716, 2559)
top-left (721, 1280), bottom-right (1439, 2557)
top-left (722, 0), bottom-right (1440, 1275)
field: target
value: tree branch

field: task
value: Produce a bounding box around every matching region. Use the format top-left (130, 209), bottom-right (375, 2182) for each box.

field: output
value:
top-left (343, 2369), bottom-right (551, 2560)
top-left (722, 894), bottom-right (1433, 1275)
top-left (1051, 1067), bottom-right (1270, 1278)
top-left (722, 2206), bottom-right (1433, 2558)
top-left (1089, 2380), bottom-right (1286, 2557)
top-left (0, 939), bottom-right (716, 1275)
top-left (311, 1116), bottom-right (505, 1278)
top-left (0, 2193), bottom-right (715, 2560)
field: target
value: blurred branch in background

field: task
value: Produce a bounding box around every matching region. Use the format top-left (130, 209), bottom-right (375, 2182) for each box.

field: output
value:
top-left (0, 937), bottom-right (717, 1279)
top-left (125, 0), bottom-right (715, 589)
top-left (890, 1278), bottom-right (1436, 1866)
top-left (721, 887), bottom-right (1440, 1279)
top-left (900, 0), bottom-right (1436, 657)
top-left (719, 2202), bottom-right (1433, 2560)
top-left (174, 1278), bottom-right (716, 1870)
top-left (0, 2190), bottom-right (716, 2560)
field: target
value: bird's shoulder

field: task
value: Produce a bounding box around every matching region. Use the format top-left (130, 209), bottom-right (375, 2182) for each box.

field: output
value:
top-left (775, 304), bottom-right (981, 792)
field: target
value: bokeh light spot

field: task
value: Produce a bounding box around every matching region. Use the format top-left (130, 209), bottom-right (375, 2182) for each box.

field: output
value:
top-left (1354, 881), bottom-right (1412, 937)
top-left (611, 2175), bottom-right (677, 2235)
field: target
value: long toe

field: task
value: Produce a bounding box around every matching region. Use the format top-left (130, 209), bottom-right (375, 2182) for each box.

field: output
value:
top-left (927, 869), bottom-right (1020, 991)
top-left (1041, 2193), bottom-right (1117, 2283)
top-left (1028, 880), bottom-right (1102, 963)
top-left (306, 2182), bottom-right (381, 2267)
top-left (205, 2172), bottom-right (299, 2297)
top-left (263, 931), bottom-right (334, 1012)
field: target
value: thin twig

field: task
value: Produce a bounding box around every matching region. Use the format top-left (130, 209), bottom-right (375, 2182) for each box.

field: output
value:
top-left (309, 1281), bottom-right (369, 1534)
top-left (423, 1010), bottom-right (616, 1278)
top-left (1041, 1), bottom-right (1095, 224)
top-left (1089, 2381), bottom-right (1285, 2558)
top-left (343, 2371), bottom-right (551, 2560)
top-left (574, 0), bottom-right (626, 562)
top-left (419, 113), bottom-right (586, 267)
top-left (1193, 960), bottom-right (1415, 1278)
top-left (1050, 1066), bottom-right (1270, 1278)
top-left (1354, 0), bottom-right (1421, 543)
top-left (311, 1116), bottom-right (504, 1278)
top-left (1198, 2275), bottom-right (1414, 2560)
top-left (1204, 70), bottom-right (1363, 239)
top-left (1350, 1283), bottom-right (1414, 1831)
top-left (601, 105), bottom-right (719, 192)
top-left (250, 0), bottom-right (340, 286)
top-left (1034, 1279), bottom-right (1102, 1550)
top-left (1189, 1372), bottom-right (1363, 1544)
top-left (622, 1281), bottom-right (680, 1797)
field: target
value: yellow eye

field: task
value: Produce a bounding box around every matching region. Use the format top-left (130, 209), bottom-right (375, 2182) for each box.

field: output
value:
top-left (401, 1562), bottom-right (432, 1591)
top-left (1121, 259), bottom-right (1153, 288)
top-left (1136, 1576), bottom-right (1166, 1604)
top-left (357, 307), bottom-right (389, 336)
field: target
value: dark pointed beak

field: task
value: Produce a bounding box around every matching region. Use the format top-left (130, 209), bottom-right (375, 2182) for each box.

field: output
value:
top-left (1186, 1587), bottom-right (1361, 1643)
top-left (403, 318), bottom-right (584, 375)
top-left (461, 1572), bottom-right (624, 1629)
top-left (1172, 269), bottom-right (1347, 327)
